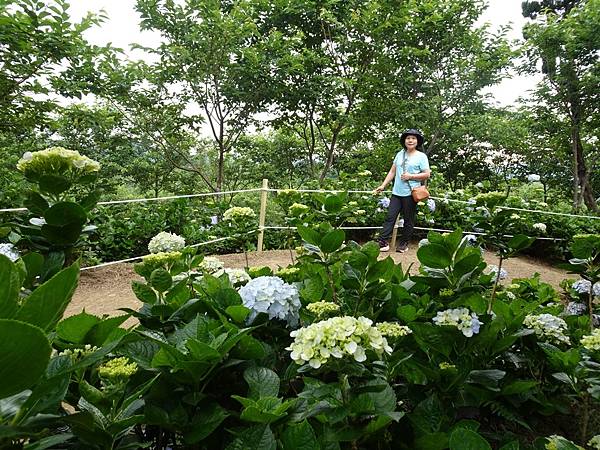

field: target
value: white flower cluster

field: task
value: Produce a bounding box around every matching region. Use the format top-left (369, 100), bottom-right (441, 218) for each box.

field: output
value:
top-left (533, 223), bottom-right (547, 233)
top-left (223, 206), bottom-right (256, 222)
top-left (0, 243), bottom-right (20, 262)
top-left (148, 231), bottom-right (186, 254)
top-left (427, 198), bottom-right (436, 212)
top-left (17, 147), bottom-right (100, 175)
top-left (572, 279), bottom-right (600, 296)
top-left (215, 268), bottom-right (251, 286)
top-left (378, 197), bottom-right (390, 208)
top-left (199, 256), bottom-right (224, 274)
top-left (432, 308), bottom-right (483, 337)
top-left (306, 301), bottom-right (340, 317)
top-left (238, 276), bottom-right (301, 326)
top-left (376, 322), bottom-right (412, 338)
top-left (357, 169), bottom-right (372, 176)
top-left (487, 265), bottom-right (508, 281)
top-left (287, 316), bottom-right (392, 369)
top-left (418, 238), bottom-right (429, 248)
top-left (523, 314), bottom-right (570, 345)
top-left (527, 174), bottom-right (541, 182)
top-left (589, 435), bottom-right (600, 450)
top-left (565, 301), bottom-right (587, 316)
top-left (581, 329), bottom-right (600, 352)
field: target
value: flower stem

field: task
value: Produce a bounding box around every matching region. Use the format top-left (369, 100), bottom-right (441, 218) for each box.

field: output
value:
top-left (487, 257), bottom-right (504, 314)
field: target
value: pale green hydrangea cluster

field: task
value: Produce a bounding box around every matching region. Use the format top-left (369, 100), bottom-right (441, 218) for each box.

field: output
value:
top-left (306, 301), bottom-right (340, 318)
top-left (148, 231), bottom-right (186, 254)
top-left (289, 203), bottom-right (310, 216)
top-left (433, 308), bottom-right (482, 337)
top-left (581, 329), bottom-right (600, 351)
top-left (199, 256), bottom-right (224, 274)
top-left (589, 435), bottom-right (600, 450)
top-left (58, 344), bottom-right (99, 359)
top-left (545, 435), bottom-right (584, 450)
top-left (142, 251), bottom-right (181, 269)
top-left (215, 268), bottom-right (251, 286)
top-left (17, 147), bottom-right (100, 178)
top-left (287, 316), bottom-right (392, 369)
top-left (357, 169), bottom-right (372, 176)
top-left (98, 357), bottom-right (138, 381)
top-left (439, 362), bottom-right (456, 370)
top-left (223, 206), bottom-right (256, 222)
top-left (376, 322), bottom-right (412, 338)
top-left (524, 314), bottom-right (570, 345)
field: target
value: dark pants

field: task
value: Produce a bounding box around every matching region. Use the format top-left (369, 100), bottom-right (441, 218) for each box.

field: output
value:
top-left (379, 194), bottom-right (417, 246)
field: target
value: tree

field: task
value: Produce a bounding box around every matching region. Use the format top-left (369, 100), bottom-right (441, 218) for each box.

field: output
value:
top-left (522, 0), bottom-right (599, 211)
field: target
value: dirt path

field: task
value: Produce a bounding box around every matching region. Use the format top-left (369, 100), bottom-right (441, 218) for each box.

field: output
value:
top-left (67, 248), bottom-right (571, 320)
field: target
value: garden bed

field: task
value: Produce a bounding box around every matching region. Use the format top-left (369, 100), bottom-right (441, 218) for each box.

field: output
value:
top-left (67, 247), bottom-right (571, 320)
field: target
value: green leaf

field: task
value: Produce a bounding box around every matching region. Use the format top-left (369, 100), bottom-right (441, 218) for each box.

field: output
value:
top-left (414, 432), bottom-right (449, 450)
top-left (324, 195), bottom-right (343, 213)
top-left (466, 370), bottom-right (506, 388)
top-left (449, 428), bottom-right (491, 450)
top-left (23, 192), bottom-right (49, 216)
top-left (131, 281), bottom-right (158, 304)
top-left (499, 441), bottom-right (520, 450)
top-left (244, 367), bottom-right (280, 399)
top-left (56, 312), bottom-right (100, 344)
top-left (417, 244), bottom-right (453, 269)
top-left (397, 305), bottom-right (418, 322)
top-left (184, 402), bottom-right (229, 444)
top-left (41, 222), bottom-right (84, 245)
top-left (226, 424), bottom-right (276, 450)
top-left (0, 320), bottom-right (51, 399)
top-left (186, 339), bottom-right (221, 362)
top-left (80, 191), bottom-right (101, 211)
top-left (408, 395), bottom-right (445, 434)
top-left (38, 174), bottom-right (72, 195)
top-left (150, 268), bottom-right (172, 293)
top-left (507, 235), bottom-right (535, 252)
top-left (44, 202), bottom-right (87, 227)
top-left (0, 254), bottom-right (20, 319)
top-left (226, 305), bottom-right (251, 323)
top-left (24, 434), bottom-right (74, 450)
top-left (281, 420), bottom-right (320, 450)
top-left (501, 380), bottom-right (538, 396)
top-left (86, 315), bottom-right (130, 346)
top-left (297, 226), bottom-right (321, 246)
top-left (16, 261), bottom-right (79, 331)
top-left (320, 229), bottom-right (345, 253)
top-left (21, 252), bottom-right (44, 287)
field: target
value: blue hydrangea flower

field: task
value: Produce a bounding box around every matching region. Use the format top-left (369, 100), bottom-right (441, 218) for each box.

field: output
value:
top-left (238, 276), bottom-right (301, 327)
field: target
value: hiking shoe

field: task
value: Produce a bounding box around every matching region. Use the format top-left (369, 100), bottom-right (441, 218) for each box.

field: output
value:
top-left (397, 243), bottom-right (409, 253)
top-left (378, 239), bottom-right (390, 252)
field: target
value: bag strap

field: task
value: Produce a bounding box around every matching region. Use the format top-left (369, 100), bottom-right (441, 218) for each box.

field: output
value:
top-left (402, 151), bottom-right (427, 189)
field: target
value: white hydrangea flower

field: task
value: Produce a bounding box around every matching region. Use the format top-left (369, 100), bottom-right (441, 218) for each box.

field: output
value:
top-left (378, 197), bottom-right (390, 208)
top-left (0, 243), bottom-right (20, 262)
top-left (573, 279), bottom-right (592, 294)
top-left (462, 234), bottom-right (478, 246)
top-left (148, 231), bottom-right (186, 254)
top-left (523, 314), bottom-right (570, 345)
top-left (565, 301), bottom-right (587, 316)
top-left (239, 276), bottom-right (301, 327)
top-left (532, 223), bottom-right (547, 233)
top-left (287, 316), bottom-right (392, 369)
top-left (427, 199), bottom-right (436, 212)
top-left (199, 256), bottom-right (224, 274)
top-left (418, 238), bottom-right (430, 248)
top-left (432, 308), bottom-right (483, 337)
top-left (487, 265), bottom-right (508, 281)
top-left (358, 169), bottom-right (372, 176)
top-left (475, 182), bottom-right (484, 188)
top-left (589, 435), bottom-right (600, 450)
top-left (467, 198), bottom-right (476, 206)
top-left (594, 282), bottom-right (600, 297)
top-left (527, 174), bottom-right (541, 182)
top-left (214, 268), bottom-right (251, 286)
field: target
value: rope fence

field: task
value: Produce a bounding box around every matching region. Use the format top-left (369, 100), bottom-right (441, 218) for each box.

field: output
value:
top-left (2, 179), bottom-right (597, 271)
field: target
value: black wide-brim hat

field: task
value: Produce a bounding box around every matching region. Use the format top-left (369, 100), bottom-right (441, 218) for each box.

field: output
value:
top-left (400, 129), bottom-right (424, 148)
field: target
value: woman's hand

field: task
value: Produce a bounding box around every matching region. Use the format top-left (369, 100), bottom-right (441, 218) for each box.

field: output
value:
top-left (373, 184), bottom-right (385, 194)
top-left (400, 172), bottom-right (412, 181)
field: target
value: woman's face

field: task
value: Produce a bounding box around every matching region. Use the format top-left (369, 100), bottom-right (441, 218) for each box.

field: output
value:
top-left (404, 135), bottom-right (418, 149)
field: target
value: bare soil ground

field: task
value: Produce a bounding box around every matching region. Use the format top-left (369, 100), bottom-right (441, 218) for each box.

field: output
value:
top-left (67, 248), bottom-right (571, 320)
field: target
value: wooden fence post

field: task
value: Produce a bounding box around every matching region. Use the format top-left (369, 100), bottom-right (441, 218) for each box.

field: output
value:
top-left (390, 216), bottom-right (401, 251)
top-left (257, 178), bottom-right (269, 252)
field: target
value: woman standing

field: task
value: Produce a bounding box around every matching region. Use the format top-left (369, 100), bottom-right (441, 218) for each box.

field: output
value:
top-left (373, 129), bottom-right (431, 252)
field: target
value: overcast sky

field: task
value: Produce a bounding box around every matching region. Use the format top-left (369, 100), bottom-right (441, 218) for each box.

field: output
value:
top-left (68, 0), bottom-right (540, 107)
